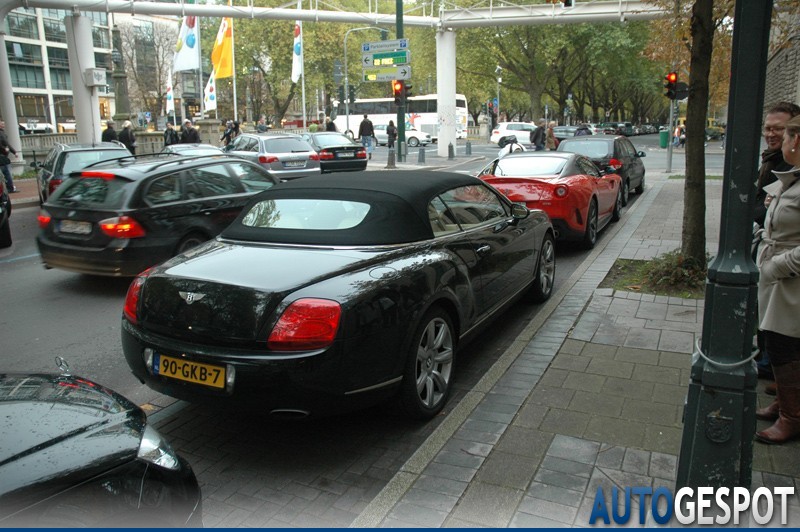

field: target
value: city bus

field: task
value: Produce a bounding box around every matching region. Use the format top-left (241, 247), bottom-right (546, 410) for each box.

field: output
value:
top-left (332, 93), bottom-right (469, 141)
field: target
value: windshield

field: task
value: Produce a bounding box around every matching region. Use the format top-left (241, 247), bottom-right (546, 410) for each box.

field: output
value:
top-left (262, 138), bottom-right (313, 153)
top-left (241, 199), bottom-right (371, 230)
top-left (50, 176), bottom-right (129, 208)
top-left (312, 134), bottom-right (355, 148)
top-left (59, 150), bottom-right (127, 176)
top-left (493, 157), bottom-right (566, 177)
top-left (559, 140), bottom-right (612, 159)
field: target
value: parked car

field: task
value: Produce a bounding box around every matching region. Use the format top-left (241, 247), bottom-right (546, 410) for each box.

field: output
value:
top-left (373, 125), bottom-right (432, 147)
top-left (552, 126), bottom-right (578, 141)
top-left (160, 143), bottom-right (224, 157)
top-left (33, 142), bottom-right (130, 204)
top-left (0, 369), bottom-right (201, 527)
top-left (489, 122), bottom-right (536, 145)
top-left (556, 134), bottom-right (646, 206)
top-left (121, 171), bottom-right (556, 419)
top-left (224, 133), bottom-right (321, 180)
top-left (477, 152), bottom-right (623, 249)
top-left (300, 132), bottom-right (367, 173)
top-left (36, 155), bottom-right (279, 276)
top-left (0, 180), bottom-right (10, 248)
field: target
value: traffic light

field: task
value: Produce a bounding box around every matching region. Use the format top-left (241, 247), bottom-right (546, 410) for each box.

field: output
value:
top-left (337, 85), bottom-right (344, 102)
top-left (348, 85), bottom-right (356, 104)
top-left (404, 81), bottom-right (412, 100)
top-left (392, 80), bottom-right (403, 106)
top-left (664, 71), bottom-right (678, 100)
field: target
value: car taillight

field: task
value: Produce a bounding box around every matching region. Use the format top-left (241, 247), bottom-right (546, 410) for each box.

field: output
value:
top-left (80, 171), bottom-right (116, 180)
top-left (38, 209), bottom-right (52, 228)
top-left (608, 158), bottom-right (623, 170)
top-left (356, 149), bottom-right (367, 159)
top-left (99, 216), bottom-right (146, 238)
top-left (258, 155), bottom-right (279, 164)
top-left (48, 178), bottom-right (63, 196)
top-left (123, 270), bottom-right (150, 325)
top-left (554, 185), bottom-right (569, 198)
top-left (317, 150), bottom-right (334, 160)
top-left (267, 298), bottom-right (341, 351)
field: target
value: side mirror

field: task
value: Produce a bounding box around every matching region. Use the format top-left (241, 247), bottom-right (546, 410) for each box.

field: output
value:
top-left (511, 202), bottom-right (529, 220)
top-left (637, 151), bottom-right (646, 158)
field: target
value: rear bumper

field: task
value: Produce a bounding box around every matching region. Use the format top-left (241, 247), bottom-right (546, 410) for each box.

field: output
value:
top-left (320, 159), bottom-right (368, 173)
top-left (36, 235), bottom-right (175, 277)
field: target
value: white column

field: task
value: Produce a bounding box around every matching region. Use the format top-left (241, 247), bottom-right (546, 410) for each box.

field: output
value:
top-left (435, 28), bottom-right (457, 158)
top-left (64, 13), bottom-right (101, 144)
top-left (0, 26), bottom-right (23, 165)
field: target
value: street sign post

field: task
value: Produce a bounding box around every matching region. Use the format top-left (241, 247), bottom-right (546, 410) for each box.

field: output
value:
top-left (363, 65), bottom-right (411, 82)
top-left (361, 38), bottom-right (408, 52)
top-left (362, 49), bottom-right (411, 67)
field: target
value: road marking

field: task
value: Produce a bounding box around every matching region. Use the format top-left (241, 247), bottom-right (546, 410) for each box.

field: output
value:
top-left (0, 253), bottom-right (39, 264)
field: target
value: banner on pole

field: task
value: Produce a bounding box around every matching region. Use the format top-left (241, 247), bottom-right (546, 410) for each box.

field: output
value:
top-left (212, 17), bottom-right (234, 79)
top-left (290, 0), bottom-right (303, 83)
top-left (165, 75), bottom-right (175, 114)
top-left (204, 70), bottom-right (217, 111)
top-left (173, 11), bottom-right (200, 72)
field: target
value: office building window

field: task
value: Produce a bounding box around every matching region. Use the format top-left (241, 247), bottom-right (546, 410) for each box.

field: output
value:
top-left (15, 94), bottom-right (49, 123)
top-left (5, 11), bottom-right (38, 39)
top-left (6, 42), bottom-right (43, 65)
top-left (10, 65), bottom-right (45, 89)
top-left (93, 26), bottom-right (111, 49)
top-left (50, 69), bottom-right (72, 91)
top-left (44, 20), bottom-right (67, 43)
top-left (47, 47), bottom-right (70, 68)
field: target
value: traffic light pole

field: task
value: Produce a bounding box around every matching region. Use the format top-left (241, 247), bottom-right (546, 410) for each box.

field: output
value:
top-left (666, 98), bottom-right (674, 173)
top-left (396, 0), bottom-right (405, 162)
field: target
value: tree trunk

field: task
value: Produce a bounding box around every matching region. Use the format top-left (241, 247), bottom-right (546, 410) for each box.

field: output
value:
top-left (681, 0), bottom-right (714, 265)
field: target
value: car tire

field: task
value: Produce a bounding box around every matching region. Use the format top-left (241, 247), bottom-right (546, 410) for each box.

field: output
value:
top-left (634, 175), bottom-right (645, 194)
top-left (399, 306), bottom-right (455, 420)
top-left (175, 233), bottom-right (207, 255)
top-left (407, 137), bottom-right (420, 147)
top-left (611, 187), bottom-right (623, 223)
top-left (527, 232), bottom-right (555, 303)
top-left (582, 199), bottom-right (598, 250)
top-left (621, 179), bottom-right (630, 207)
top-left (0, 217), bottom-right (12, 248)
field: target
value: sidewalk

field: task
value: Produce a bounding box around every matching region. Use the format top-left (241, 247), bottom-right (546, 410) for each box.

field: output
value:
top-left (352, 172), bottom-right (800, 528)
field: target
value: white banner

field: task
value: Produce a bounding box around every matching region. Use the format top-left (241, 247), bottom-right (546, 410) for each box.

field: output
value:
top-left (165, 75), bottom-right (175, 114)
top-left (173, 15), bottom-right (200, 72)
top-left (204, 70), bottom-right (217, 111)
top-left (290, 0), bottom-right (303, 83)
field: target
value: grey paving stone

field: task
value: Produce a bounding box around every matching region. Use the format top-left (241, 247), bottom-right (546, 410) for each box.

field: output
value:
top-left (615, 316), bottom-right (649, 329)
top-left (534, 467), bottom-right (590, 492)
top-left (658, 329), bottom-right (695, 354)
top-left (413, 474), bottom-right (469, 498)
top-left (621, 398), bottom-right (680, 426)
top-left (527, 481), bottom-right (584, 507)
top-left (622, 327), bottom-right (662, 350)
top-left (608, 298), bottom-right (641, 318)
top-left (640, 293), bottom-right (656, 303)
top-left (585, 357), bottom-right (635, 379)
top-left (474, 451), bottom-right (538, 489)
top-left (632, 364), bottom-right (681, 385)
top-left (659, 350), bottom-right (692, 369)
top-left (592, 323), bottom-right (631, 346)
top-left (563, 371), bottom-right (607, 393)
top-left (635, 301), bottom-right (668, 320)
top-left (652, 382), bottom-right (688, 405)
top-left (491, 385), bottom-right (533, 398)
top-left (401, 487), bottom-right (461, 513)
top-left (462, 418), bottom-right (509, 435)
top-left (494, 425), bottom-right (552, 460)
top-left (452, 427), bottom-right (503, 446)
top-left (551, 354), bottom-right (591, 372)
top-left (595, 444), bottom-right (626, 469)
top-left (666, 304), bottom-right (699, 323)
top-left (539, 408), bottom-right (591, 438)
top-left (469, 408), bottom-right (516, 425)
top-left (601, 376), bottom-right (657, 401)
top-left (621, 448), bottom-right (651, 475)
top-left (642, 424), bottom-right (683, 455)
top-left (380, 517), bottom-right (426, 527)
top-left (448, 482), bottom-right (523, 527)
top-left (516, 495), bottom-right (579, 523)
top-left (441, 439), bottom-right (494, 459)
top-left (434, 449), bottom-right (487, 470)
top-left (580, 341), bottom-right (619, 360)
top-left (584, 417), bottom-right (646, 448)
top-left (547, 434), bottom-right (601, 465)
top-left (388, 500), bottom-right (449, 527)
top-left (649, 452), bottom-right (678, 481)
top-left (510, 512), bottom-right (572, 527)
top-left (423, 461), bottom-right (479, 483)
top-left (538, 368), bottom-right (569, 388)
top-left (570, 390), bottom-right (625, 418)
top-left (561, 339), bottom-right (586, 355)
top-left (528, 385), bottom-right (576, 408)
top-left (513, 402), bottom-right (548, 429)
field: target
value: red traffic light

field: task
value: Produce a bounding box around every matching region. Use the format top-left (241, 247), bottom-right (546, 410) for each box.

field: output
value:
top-left (392, 80), bottom-right (403, 95)
top-left (664, 71), bottom-right (678, 99)
top-left (665, 72), bottom-right (678, 84)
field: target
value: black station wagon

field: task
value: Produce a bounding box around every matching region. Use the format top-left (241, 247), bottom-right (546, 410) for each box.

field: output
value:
top-left (36, 155), bottom-right (279, 276)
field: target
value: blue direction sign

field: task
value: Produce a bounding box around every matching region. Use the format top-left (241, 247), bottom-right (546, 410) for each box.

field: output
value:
top-left (361, 38), bottom-right (408, 53)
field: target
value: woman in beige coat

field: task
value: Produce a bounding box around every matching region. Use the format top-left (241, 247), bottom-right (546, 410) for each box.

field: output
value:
top-left (755, 114), bottom-right (800, 444)
top-left (545, 121), bottom-right (557, 150)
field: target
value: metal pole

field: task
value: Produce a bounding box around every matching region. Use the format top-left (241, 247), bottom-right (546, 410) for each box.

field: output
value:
top-left (666, 99), bottom-right (674, 173)
top-left (675, 0), bottom-right (772, 489)
top-left (396, 0), bottom-right (405, 162)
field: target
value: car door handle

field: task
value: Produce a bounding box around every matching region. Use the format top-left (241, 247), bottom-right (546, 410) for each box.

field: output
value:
top-left (476, 245), bottom-right (491, 255)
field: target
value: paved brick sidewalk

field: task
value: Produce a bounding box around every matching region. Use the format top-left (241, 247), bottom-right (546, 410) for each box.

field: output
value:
top-left (353, 173), bottom-right (800, 528)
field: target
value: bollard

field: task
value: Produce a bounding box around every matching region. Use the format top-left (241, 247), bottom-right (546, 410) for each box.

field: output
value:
top-left (418, 145), bottom-right (425, 164)
top-left (448, 142), bottom-right (455, 160)
top-left (465, 141), bottom-right (472, 156)
top-left (385, 147), bottom-right (396, 169)
top-left (398, 142), bottom-right (406, 163)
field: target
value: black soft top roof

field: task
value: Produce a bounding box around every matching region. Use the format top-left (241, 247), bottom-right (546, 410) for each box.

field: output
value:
top-left (222, 170), bottom-right (486, 246)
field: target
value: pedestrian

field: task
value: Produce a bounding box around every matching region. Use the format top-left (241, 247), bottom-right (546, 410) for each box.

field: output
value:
top-left (546, 121), bottom-right (558, 150)
top-left (256, 116), bottom-right (269, 133)
top-left (232, 121), bottom-right (241, 140)
top-left (220, 120), bottom-right (234, 146)
top-left (575, 123), bottom-right (592, 136)
top-left (497, 135), bottom-right (526, 158)
top-left (386, 120), bottom-right (398, 150)
top-left (0, 120), bottom-right (18, 193)
top-left (358, 114), bottom-right (375, 160)
top-left (673, 124), bottom-right (681, 147)
top-left (181, 119), bottom-right (200, 144)
top-left (325, 117), bottom-right (337, 132)
top-left (752, 102), bottom-right (800, 395)
top-left (529, 119), bottom-right (546, 151)
top-left (102, 120), bottom-right (118, 142)
top-left (163, 121), bottom-right (179, 146)
top-left (754, 113), bottom-right (800, 445)
top-left (118, 120), bottom-right (136, 155)
top-left (679, 125), bottom-right (686, 147)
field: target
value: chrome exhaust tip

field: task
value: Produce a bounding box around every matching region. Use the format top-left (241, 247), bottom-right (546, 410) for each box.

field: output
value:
top-left (269, 409), bottom-right (310, 419)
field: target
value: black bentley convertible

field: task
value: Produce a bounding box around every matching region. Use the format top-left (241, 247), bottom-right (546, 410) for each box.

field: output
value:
top-left (121, 171), bottom-right (556, 419)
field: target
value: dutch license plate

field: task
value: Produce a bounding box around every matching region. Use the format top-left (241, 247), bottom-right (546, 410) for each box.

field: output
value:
top-left (59, 220), bottom-right (92, 235)
top-left (284, 160), bottom-right (305, 168)
top-left (154, 353), bottom-right (226, 389)
top-left (337, 152), bottom-right (354, 158)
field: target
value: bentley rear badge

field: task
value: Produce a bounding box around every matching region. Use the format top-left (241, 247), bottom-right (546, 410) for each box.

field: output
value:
top-left (178, 291), bottom-right (206, 305)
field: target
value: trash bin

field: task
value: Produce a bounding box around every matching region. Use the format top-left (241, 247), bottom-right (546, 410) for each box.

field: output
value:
top-left (659, 129), bottom-right (669, 149)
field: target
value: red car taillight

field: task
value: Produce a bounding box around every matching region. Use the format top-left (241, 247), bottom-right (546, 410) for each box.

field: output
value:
top-left (81, 171), bottom-right (116, 180)
top-left (267, 298), bottom-right (342, 351)
top-left (38, 209), bottom-right (52, 228)
top-left (258, 155), bottom-right (279, 164)
top-left (554, 185), bottom-right (569, 198)
top-left (48, 178), bottom-right (63, 196)
top-left (355, 149), bottom-right (367, 159)
top-left (123, 270), bottom-right (150, 325)
top-left (317, 150), bottom-right (334, 160)
top-left (99, 216), bottom-right (146, 238)
top-left (608, 158), bottom-right (623, 170)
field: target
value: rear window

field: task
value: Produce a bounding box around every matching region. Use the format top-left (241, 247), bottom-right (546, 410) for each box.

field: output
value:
top-left (559, 140), bottom-right (612, 159)
top-left (242, 199), bottom-right (371, 230)
top-left (49, 175), bottom-right (130, 208)
top-left (262, 138), bottom-right (313, 153)
top-left (311, 134), bottom-right (355, 148)
top-left (494, 156), bottom-right (566, 177)
top-left (58, 150), bottom-right (127, 175)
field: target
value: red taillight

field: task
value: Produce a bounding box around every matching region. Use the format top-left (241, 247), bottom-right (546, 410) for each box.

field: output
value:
top-left (267, 298), bottom-right (342, 351)
top-left (355, 149), bottom-right (367, 159)
top-left (123, 270), bottom-right (150, 325)
top-left (317, 150), bottom-right (334, 160)
top-left (608, 158), bottom-right (623, 170)
top-left (80, 171), bottom-right (116, 180)
top-left (258, 155), bottom-right (279, 164)
top-left (99, 216), bottom-right (146, 239)
top-left (554, 185), bottom-right (569, 198)
top-left (48, 178), bottom-right (63, 196)
top-left (38, 209), bottom-right (52, 228)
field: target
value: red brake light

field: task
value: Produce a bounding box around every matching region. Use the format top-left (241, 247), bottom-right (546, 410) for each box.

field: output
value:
top-left (48, 178), bottom-right (63, 196)
top-left (80, 171), bottom-right (116, 180)
top-left (608, 158), bottom-right (623, 170)
top-left (554, 185), bottom-right (569, 198)
top-left (123, 270), bottom-right (150, 325)
top-left (355, 149), bottom-right (367, 159)
top-left (99, 216), bottom-right (146, 238)
top-left (316, 150), bottom-right (333, 160)
top-left (258, 155), bottom-right (279, 164)
top-left (38, 209), bottom-right (52, 228)
top-left (267, 298), bottom-right (341, 351)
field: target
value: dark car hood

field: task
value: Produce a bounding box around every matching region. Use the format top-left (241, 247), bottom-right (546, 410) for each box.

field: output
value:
top-left (0, 373), bottom-right (145, 509)
top-left (139, 240), bottom-right (391, 344)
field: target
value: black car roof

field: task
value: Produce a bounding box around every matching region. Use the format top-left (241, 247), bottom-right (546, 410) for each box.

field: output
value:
top-left (57, 142), bottom-right (129, 151)
top-left (222, 171), bottom-right (488, 246)
top-left (74, 154), bottom-right (240, 181)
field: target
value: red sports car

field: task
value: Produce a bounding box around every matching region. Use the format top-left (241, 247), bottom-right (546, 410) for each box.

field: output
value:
top-left (477, 152), bottom-right (623, 249)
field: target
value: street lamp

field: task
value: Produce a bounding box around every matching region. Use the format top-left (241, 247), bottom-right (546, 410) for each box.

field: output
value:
top-left (495, 65), bottom-right (502, 123)
top-left (343, 26), bottom-right (382, 136)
